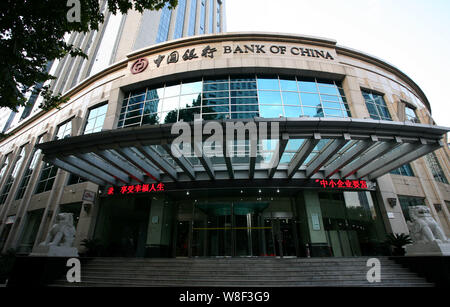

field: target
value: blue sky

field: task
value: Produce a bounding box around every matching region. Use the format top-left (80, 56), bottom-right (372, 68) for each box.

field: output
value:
top-left (226, 0), bottom-right (450, 128)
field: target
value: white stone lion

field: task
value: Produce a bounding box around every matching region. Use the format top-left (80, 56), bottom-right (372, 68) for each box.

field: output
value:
top-left (407, 206), bottom-right (448, 244)
top-left (40, 213), bottom-right (76, 247)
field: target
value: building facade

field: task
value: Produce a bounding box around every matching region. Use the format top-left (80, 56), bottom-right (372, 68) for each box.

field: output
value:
top-left (0, 29), bottom-right (449, 258)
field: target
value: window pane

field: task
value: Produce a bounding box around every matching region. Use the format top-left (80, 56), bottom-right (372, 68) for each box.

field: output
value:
top-left (318, 84), bottom-right (338, 95)
top-left (203, 83), bottom-right (229, 91)
top-left (279, 79), bottom-right (298, 91)
top-left (298, 80), bottom-right (317, 92)
top-left (230, 82), bottom-right (257, 90)
top-left (181, 81), bottom-right (202, 94)
top-left (257, 78), bottom-right (279, 90)
top-left (284, 106), bottom-right (301, 117)
top-left (258, 91), bottom-right (282, 105)
top-left (303, 107), bottom-right (321, 117)
top-left (300, 93), bottom-right (321, 107)
top-left (164, 84), bottom-right (181, 97)
top-left (282, 92), bottom-right (300, 106)
top-left (180, 94), bottom-right (201, 108)
top-left (231, 97), bottom-right (258, 105)
top-left (162, 97), bottom-right (179, 111)
top-left (259, 105), bottom-right (283, 118)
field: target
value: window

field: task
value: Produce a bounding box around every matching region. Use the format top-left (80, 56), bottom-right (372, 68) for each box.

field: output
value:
top-left (362, 90), bottom-right (392, 121)
top-left (117, 75), bottom-right (350, 129)
top-left (0, 146), bottom-right (27, 204)
top-left (425, 152), bottom-right (448, 184)
top-left (390, 163), bottom-right (415, 177)
top-left (188, 0), bottom-right (197, 36)
top-left (173, 0), bottom-right (186, 39)
top-left (216, 1), bottom-right (220, 32)
top-left (405, 105), bottom-right (419, 123)
top-left (199, 0), bottom-right (206, 34)
top-left (209, 0), bottom-right (214, 34)
top-left (35, 120), bottom-right (72, 194)
top-left (16, 136), bottom-right (44, 200)
top-left (156, 3), bottom-right (172, 43)
top-left (84, 104), bottom-right (108, 134)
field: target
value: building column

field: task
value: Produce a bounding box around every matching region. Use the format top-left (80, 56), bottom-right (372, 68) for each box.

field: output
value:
top-left (375, 174), bottom-right (409, 235)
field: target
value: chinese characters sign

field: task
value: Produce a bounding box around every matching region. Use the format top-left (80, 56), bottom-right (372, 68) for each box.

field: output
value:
top-left (314, 179), bottom-right (368, 190)
top-left (106, 183), bottom-right (165, 196)
top-left (152, 45), bottom-right (218, 68)
top-left (131, 42), bottom-right (335, 73)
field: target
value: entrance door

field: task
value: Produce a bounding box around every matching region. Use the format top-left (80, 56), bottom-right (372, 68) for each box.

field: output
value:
top-left (192, 203), bottom-right (232, 257)
top-left (192, 202), bottom-right (296, 257)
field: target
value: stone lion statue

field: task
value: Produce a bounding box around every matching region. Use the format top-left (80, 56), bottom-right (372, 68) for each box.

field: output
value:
top-left (40, 213), bottom-right (76, 247)
top-left (407, 206), bottom-right (448, 244)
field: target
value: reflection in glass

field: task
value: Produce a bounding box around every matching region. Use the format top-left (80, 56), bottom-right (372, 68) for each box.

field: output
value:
top-left (260, 105), bottom-right (283, 118)
top-left (300, 93), bottom-right (321, 107)
top-left (181, 81), bottom-right (202, 94)
top-left (118, 76), bottom-right (350, 129)
top-left (284, 106), bottom-right (301, 117)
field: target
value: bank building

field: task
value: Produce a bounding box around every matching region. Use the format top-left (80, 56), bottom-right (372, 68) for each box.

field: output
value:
top-left (1, 0), bottom-right (449, 287)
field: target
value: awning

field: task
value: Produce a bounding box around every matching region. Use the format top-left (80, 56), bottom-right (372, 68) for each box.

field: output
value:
top-left (36, 118), bottom-right (448, 187)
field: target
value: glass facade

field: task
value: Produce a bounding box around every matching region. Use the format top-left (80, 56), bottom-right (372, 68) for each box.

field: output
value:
top-left (199, 0), bottom-right (206, 34)
top-left (425, 152), bottom-right (449, 184)
top-left (117, 75), bottom-right (350, 129)
top-left (93, 188), bottom-right (387, 258)
top-left (208, 0), bottom-right (214, 34)
top-left (362, 90), bottom-right (392, 121)
top-left (188, 0), bottom-right (197, 36)
top-left (216, 0), bottom-right (220, 32)
top-left (173, 0), bottom-right (187, 39)
top-left (0, 146), bottom-right (26, 204)
top-left (156, 3), bottom-right (172, 43)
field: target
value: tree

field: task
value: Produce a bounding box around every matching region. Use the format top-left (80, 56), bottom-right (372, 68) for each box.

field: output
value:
top-left (0, 0), bottom-right (178, 112)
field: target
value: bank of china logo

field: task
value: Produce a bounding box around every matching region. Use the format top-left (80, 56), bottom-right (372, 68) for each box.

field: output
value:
top-left (131, 58), bottom-right (149, 74)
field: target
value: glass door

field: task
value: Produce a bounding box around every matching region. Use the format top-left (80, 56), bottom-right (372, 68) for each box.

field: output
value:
top-left (192, 202), bottom-right (232, 257)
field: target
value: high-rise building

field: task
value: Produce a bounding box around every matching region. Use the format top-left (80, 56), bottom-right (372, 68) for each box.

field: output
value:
top-left (0, 0), bottom-right (226, 135)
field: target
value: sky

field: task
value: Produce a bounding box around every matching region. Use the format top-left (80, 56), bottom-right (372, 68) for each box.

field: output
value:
top-left (225, 0), bottom-right (450, 128)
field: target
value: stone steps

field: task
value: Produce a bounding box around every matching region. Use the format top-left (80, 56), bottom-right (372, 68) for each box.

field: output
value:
top-left (48, 257), bottom-right (433, 287)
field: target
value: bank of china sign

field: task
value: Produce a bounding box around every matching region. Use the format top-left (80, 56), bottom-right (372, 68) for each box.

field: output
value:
top-left (130, 42), bottom-right (335, 74)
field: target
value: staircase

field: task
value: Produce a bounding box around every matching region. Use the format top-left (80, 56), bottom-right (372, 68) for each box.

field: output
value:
top-left (49, 257), bottom-right (433, 287)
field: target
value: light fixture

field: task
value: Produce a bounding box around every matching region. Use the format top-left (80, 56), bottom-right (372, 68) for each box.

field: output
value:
top-left (277, 189), bottom-right (280, 193)
top-left (186, 191), bottom-right (190, 196)
top-left (258, 189), bottom-right (262, 194)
